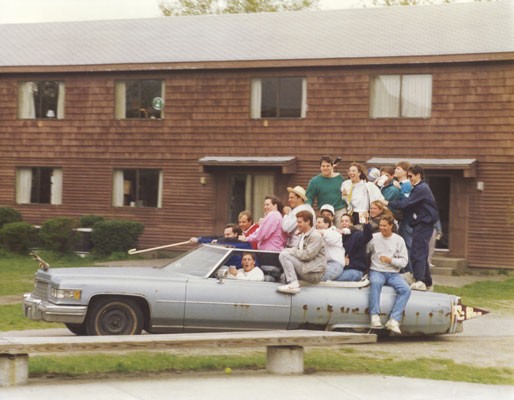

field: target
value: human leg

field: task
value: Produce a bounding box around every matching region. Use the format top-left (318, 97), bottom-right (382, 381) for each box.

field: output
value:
top-left (411, 223), bottom-right (434, 287)
top-left (335, 268), bottom-right (363, 282)
top-left (322, 260), bottom-right (344, 281)
top-left (369, 270), bottom-right (386, 317)
top-left (333, 208), bottom-right (346, 229)
top-left (278, 251), bottom-right (299, 283)
top-left (385, 273), bottom-right (411, 322)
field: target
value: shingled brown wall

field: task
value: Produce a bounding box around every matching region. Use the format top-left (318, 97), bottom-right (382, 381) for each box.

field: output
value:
top-left (0, 60), bottom-right (513, 268)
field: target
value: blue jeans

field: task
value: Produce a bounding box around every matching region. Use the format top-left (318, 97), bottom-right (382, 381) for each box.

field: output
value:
top-left (369, 270), bottom-right (411, 322)
top-left (322, 260), bottom-right (344, 281)
top-left (335, 268), bottom-right (363, 282)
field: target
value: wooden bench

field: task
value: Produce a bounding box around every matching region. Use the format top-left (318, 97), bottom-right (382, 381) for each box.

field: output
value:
top-left (0, 330), bottom-right (376, 386)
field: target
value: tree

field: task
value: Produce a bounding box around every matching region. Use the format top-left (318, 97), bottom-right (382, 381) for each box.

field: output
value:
top-left (159, 0), bottom-right (319, 16)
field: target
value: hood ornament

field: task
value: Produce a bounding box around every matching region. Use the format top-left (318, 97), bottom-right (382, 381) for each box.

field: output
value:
top-left (30, 253), bottom-right (49, 271)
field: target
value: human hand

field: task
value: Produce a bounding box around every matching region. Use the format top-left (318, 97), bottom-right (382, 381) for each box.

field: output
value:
top-left (189, 237), bottom-right (198, 243)
top-left (379, 255), bottom-right (392, 264)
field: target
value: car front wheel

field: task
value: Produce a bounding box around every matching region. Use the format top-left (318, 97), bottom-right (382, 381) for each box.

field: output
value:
top-left (86, 297), bottom-right (143, 335)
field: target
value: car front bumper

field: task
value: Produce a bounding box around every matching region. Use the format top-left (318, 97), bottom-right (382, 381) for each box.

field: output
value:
top-left (23, 293), bottom-right (87, 324)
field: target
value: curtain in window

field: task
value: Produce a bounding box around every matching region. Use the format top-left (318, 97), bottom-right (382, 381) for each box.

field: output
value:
top-left (301, 78), bottom-right (307, 118)
top-left (18, 82), bottom-right (36, 119)
top-left (250, 79), bottom-right (262, 119)
top-left (50, 168), bottom-right (63, 205)
top-left (16, 168), bottom-right (32, 204)
top-left (401, 75), bottom-right (432, 118)
top-left (57, 82), bottom-right (65, 119)
top-left (370, 76), bottom-right (400, 118)
top-left (112, 170), bottom-right (124, 207)
top-left (157, 171), bottom-right (163, 208)
top-left (252, 175), bottom-right (274, 221)
top-left (115, 82), bottom-right (126, 119)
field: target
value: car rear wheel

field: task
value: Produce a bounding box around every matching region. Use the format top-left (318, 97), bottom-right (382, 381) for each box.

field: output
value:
top-left (65, 322), bottom-right (87, 336)
top-left (86, 297), bottom-right (143, 335)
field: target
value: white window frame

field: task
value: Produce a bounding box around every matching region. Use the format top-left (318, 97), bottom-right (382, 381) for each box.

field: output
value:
top-left (250, 77), bottom-right (307, 119)
top-left (18, 81), bottom-right (65, 119)
top-left (370, 74), bottom-right (432, 118)
top-left (115, 80), bottom-right (165, 119)
top-left (16, 167), bottom-right (63, 205)
top-left (112, 168), bottom-right (163, 208)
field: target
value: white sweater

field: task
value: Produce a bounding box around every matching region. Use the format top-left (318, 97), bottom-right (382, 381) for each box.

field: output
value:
top-left (368, 232), bottom-right (408, 273)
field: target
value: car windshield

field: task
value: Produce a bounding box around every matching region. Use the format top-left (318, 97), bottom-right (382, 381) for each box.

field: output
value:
top-left (161, 245), bottom-right (230, 277)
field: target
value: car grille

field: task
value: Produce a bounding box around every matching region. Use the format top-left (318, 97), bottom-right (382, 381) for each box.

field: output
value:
top-left (34, 280), bottom-right (49, 300)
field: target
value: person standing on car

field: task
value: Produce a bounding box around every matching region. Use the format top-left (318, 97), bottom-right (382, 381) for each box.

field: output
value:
top-left (282, 185), bottom-right (316, 248)
top-left (368, 214), bottom-right (410, 334)
top-left (306, 155), bottom-right (347, 229)
top-left (277, 210), bottom-right (326, 294)
top-left (385, 165), bottom-right (440, 291)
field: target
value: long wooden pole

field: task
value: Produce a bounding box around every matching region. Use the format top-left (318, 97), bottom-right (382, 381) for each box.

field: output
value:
top-left (128, 240), bottom-right (191, 255)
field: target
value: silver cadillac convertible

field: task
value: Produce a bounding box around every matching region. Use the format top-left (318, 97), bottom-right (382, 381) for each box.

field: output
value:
top-left (23, 245), bottom-right (484, 336)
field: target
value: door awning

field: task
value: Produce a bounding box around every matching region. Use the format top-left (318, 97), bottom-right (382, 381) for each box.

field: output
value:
top-left (366, 158), bottom-right (477, 178)
top-left (198, 156), bottom-right (297, 174)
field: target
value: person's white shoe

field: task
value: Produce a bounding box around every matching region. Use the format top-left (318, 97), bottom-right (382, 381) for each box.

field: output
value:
top-left (385, 319), bottom-right (402, 334)
top-left (277, 280), bottom-right (300, 294)
top-left (370, 314), bottom-right (384, 329)
top-left (410, 280), bottom-right (427, 291)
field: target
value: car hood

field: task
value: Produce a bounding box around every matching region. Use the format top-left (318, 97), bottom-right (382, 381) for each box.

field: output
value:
top-left (36, 266), bottom-right (187, 282)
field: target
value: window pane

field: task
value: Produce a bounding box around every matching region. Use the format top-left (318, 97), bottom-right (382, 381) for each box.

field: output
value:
top-left (19, 81), bottom-right (62, 119)
top-left (124, 80), bottom-right (163, 119)
top-left (138, 169), bottom-right (160, 207)
top-left (370, 75), bottom-right (400, 118)
top-left (401, 74), bottom-right (432, 118)
top-left (278, 77), bottom-right (302, 117)
top-left (30, 167), bottom-right (52, 204)
top-left (141, 80), bottom-right (162, 119)
top-left (260, 78), bottom-right (278, 118)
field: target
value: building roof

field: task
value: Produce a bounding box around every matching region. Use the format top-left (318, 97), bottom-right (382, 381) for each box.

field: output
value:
top-left (0, 0), bottom-right (512, 70)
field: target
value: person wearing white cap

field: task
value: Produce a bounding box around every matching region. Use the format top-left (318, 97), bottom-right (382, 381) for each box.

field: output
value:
top-left (282, 186), bottom-right (316, 248)
top-left (319, 204), bottom-right (335, 225)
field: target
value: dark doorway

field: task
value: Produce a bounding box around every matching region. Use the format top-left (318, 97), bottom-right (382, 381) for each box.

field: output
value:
top-left (425, 174), bottom-right (450, 249)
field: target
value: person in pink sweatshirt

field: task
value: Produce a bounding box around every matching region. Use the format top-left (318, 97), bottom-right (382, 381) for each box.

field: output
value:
top-left (240, 195), bottom-right (287, 251)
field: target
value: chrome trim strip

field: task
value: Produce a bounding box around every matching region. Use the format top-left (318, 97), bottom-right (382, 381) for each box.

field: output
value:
top-left (184, 300), bottom-right (289, 308)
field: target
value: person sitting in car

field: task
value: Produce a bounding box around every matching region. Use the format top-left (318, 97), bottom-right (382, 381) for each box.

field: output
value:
top-left (226, 253), bottom-right (264, 281)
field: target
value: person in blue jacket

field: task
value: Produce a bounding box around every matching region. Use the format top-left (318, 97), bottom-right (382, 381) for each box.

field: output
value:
top-left (386, 165), bottom-right (439, 291)
top-left (190, 224), bottom-right (252, 268)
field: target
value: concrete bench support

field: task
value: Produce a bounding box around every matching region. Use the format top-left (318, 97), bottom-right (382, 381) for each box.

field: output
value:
top-left (0, 330), bottom-right (376, 386)
top-left (0, 354), bottom-right (29, 387)
top-left (266, 345), bottom-right (304, 374)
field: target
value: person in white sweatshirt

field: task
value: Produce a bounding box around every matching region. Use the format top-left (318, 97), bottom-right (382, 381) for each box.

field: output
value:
top-left (368, 214), bottom-right (410, 334)
top-left (316, 216), bottom-right (345, 281)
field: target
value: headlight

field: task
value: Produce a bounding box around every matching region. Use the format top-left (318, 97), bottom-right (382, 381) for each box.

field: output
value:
top-left (50, 287), bottom-right (82, 300)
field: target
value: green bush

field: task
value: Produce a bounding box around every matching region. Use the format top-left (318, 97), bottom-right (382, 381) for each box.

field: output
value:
top-left (91, 220), bottom-right (144, 256)
top-left (0, 207), bottom-right (22, 228)
top-left (79, 215), bottom-right (105, 228)
top-left (0, 222), bottom-right (37, 254)
top-left (39, 217), bottom-right (79, 253)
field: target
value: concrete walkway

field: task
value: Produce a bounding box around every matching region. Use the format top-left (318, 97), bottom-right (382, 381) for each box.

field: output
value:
top-left (2, 372), bottom-right (512, 400)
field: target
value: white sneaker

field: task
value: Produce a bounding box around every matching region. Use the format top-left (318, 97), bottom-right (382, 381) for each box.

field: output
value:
top-left (410, 281), bottom-right (427, 291)
top-left (277, 280), bottom-right (300, 294)
top-left (385, 319), bottom-right (402, 334)
top-left (370, 314), bottom-right (384, 329)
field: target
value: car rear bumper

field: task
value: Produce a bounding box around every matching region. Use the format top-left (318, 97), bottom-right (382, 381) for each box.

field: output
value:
top-left (23, 293), bottom-right (87, 324)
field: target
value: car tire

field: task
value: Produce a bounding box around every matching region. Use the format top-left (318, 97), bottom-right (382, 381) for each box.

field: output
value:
top-left (86, 297), bottom-right (144, 336)
top-left (65, 322), bottom-right (88, 336)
